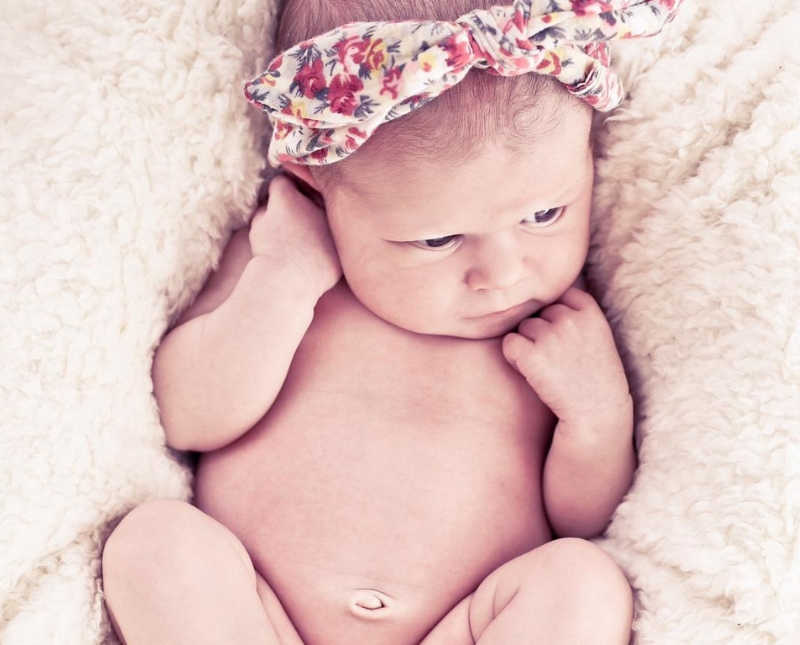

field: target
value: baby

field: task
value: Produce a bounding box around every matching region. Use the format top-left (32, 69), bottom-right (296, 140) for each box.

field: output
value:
top-left (102, 1), bottom-right (680, 643)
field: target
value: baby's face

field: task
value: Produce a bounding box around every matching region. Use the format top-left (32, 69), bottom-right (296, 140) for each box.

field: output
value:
top-left (304, 106), bottom-right (592, 339)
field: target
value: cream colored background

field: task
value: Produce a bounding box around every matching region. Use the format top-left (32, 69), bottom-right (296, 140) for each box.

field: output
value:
top-left (1, 1), bottom-right (798, 643)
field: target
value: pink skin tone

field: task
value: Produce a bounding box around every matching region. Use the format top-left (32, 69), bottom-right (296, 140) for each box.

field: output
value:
top-left (287, 103), bottom-right (592, 341)
top-left (284, 100), bottom-right (630, 425)
top-left (100, 98), bottom-right (635, 645)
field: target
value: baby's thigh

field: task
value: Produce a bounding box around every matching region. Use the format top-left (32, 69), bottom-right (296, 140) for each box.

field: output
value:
top-left (101, 499), bottom-right (301, 645)
top-left (254, 569), bottom-right (304, 645)
top-left (422, 538), bottom-right (632, 645)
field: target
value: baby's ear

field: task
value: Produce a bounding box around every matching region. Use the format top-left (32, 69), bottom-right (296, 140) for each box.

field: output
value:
top-left (281, 161), bottom-right (320, 192)
top-left (280, 162), bottom-right (327, 210)
top-left (276, 165), bottom-right (326, 211)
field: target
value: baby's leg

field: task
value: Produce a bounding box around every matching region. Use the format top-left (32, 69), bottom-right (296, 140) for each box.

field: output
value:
top-left (101, 499), bottom-right (301, 645)
top-left (421, 537), bottom-right (633, 645)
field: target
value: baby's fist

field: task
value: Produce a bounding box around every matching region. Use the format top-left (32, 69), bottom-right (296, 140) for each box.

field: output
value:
top-left (502, 287), bottom-right (631, 426)
top-left (249, 174), bottom-right (341, 294)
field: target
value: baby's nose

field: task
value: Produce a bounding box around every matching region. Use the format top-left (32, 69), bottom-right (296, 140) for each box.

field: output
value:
top-left (465, 236), bottom-right (527, 292)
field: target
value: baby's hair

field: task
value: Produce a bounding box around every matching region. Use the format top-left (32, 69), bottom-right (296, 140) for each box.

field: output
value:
top-left (276, 0), bottom-right (587, 191)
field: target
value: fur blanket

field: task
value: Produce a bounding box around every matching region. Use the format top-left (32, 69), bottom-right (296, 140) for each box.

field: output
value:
top-left (1, 1), bottom-right (798, 643)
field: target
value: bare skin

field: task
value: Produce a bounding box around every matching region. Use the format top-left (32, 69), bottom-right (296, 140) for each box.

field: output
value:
top-left (192, 276), bottom-right (556, 644)
top-left (102, 98), bottom-right (636, 644)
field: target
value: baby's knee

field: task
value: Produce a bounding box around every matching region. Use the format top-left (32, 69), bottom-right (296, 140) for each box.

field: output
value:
top-left (102, 499), bottom-right (254, 585)
top-left (535, 538), bottom-right (633, 634)
top-left (546, 538), bottom-right (629, 586)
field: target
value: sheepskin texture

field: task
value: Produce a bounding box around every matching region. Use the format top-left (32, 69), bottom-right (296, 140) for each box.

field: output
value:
top-left (1, 1), bottom-right (798, 643)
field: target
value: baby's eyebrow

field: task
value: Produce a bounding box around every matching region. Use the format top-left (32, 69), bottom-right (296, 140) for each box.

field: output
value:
top-left (514, 178), bottom-right (582, 209)
top-left (383, 229), bottom-right (451, 243)
top-left (380, 171), bottom-right (589, 241)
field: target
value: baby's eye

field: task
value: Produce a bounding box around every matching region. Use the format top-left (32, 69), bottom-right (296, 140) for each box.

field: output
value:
top-left (521, 206), bottom-right (565, 227)
top-left (410, 234), bottom-right (461, 250)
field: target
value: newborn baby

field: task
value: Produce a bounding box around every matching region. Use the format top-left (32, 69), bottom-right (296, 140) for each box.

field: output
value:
top-left (101, 0), bottom-right (682, 642)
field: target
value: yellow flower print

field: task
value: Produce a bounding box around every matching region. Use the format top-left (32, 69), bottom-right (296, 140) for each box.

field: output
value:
top-left (417, 49), bottom-right (440, 73)
top-left (364, 38), bottom-right (388, 76)
top-left (287, 99), bottom-right (309, 119)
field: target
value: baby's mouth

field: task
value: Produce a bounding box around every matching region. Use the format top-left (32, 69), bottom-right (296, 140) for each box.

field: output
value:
top-left (467, 300), bottom-right (533, 320)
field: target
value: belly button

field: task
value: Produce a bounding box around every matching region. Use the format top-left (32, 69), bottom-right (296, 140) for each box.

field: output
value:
top-left (348, 588), bottom-right (392, 618)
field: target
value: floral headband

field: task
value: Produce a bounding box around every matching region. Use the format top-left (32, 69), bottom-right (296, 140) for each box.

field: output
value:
top-left (244, 0), bottom-right (683, 167)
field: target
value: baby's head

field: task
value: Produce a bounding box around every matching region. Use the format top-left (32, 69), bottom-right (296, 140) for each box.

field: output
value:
top-left (276, 0), bottom-right (595, 339)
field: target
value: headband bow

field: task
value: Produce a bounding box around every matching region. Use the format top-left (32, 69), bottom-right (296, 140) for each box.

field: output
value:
top-left (244, 0), bottom-right (682, 167)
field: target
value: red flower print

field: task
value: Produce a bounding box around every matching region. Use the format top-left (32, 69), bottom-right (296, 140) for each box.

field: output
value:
top-left (379, 66), bottom-right (403, 100)
top-left (514, 37), bottom-right (534, 52)
top-left (334, 35), bottom-right (369, 70)
top-left (536, 51), bottom-right (562, 76)
top-left (310, 148), bottom-right (328, 162)
top-left (294, 57), bottom-right (326, 98)
top-left (509, 7), bottom-right (526, 33)
top-left (570, 0), bottom-right (614, 16)
top-left (273, 121), bottom-right (294, 141)
top-left (464, 31), bottom-right (496, 68)
top-left (328, 73), bottom-right (363, 115)
top-left (267, 54), bottom-right (283, 73)
top-left (511, 56), bottom-right (528, 70)
top-left (441, 33), bottom-right (473, 70)
top-left (345, 126), bottom-right (368, 150)
top-left (584, 42), bottom-right (610, 66)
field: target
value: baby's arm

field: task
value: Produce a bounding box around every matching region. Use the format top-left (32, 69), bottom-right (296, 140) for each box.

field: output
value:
top-left (502, 286), bottom-right (636, 539)
top-left (541, 401), bottom-right (636, 538)
top-left (152, 175), bottom-right (340, 452)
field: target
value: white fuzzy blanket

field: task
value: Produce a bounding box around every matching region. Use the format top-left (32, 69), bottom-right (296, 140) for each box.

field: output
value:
top-left (1, 1), bottom-right (798, 643)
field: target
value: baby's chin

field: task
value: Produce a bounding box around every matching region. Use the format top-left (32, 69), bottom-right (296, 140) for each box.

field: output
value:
top-left (394, 307), bottom-right (540, 341)
top-left (451, 313), bottom-right (536, 340)
top-left (349, 285), bottom-right (541, 340)
top-left (452, 300), bottom-right (543, 340)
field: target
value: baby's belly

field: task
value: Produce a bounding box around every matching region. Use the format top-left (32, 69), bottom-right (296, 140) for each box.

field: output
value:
top-left (193, 284), bottom-right (555, 644)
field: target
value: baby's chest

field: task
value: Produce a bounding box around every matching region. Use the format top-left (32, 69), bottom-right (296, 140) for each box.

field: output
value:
top-left (194, 287), bottom-right (555, 587)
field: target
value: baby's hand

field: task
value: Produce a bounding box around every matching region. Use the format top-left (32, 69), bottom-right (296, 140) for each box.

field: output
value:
top-left (249, 174), bottom-right (341, 293)
top-left (501, 287), bottom-right (631, 427)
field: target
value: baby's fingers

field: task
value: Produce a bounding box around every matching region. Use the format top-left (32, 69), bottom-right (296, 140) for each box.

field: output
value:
top-left (516, 316), bottom-right (549, 341)
top-left (501, 332), bottom-right (547, 383)
top-left (264, 173), bottom-right (324, 219)
top-left (502, 331), bottom-right (571, 416)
